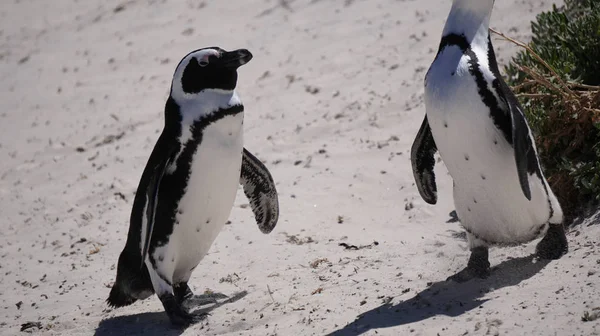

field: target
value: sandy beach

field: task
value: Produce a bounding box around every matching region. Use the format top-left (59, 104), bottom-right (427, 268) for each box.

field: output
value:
top-left (0, 0), bottom-right (598, 335)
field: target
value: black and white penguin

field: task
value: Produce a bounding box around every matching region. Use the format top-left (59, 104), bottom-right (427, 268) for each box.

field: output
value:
top-left (107, 47), bottom-right (279, 325)
top-left (411, 0), bottom-right (568, 282)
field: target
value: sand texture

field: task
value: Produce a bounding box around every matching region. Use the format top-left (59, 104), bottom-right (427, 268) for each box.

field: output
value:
top-left (0, 0), bottom-right (598, 335)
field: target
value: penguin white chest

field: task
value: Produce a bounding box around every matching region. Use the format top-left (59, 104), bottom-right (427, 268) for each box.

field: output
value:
top-left (424, 48), bottom-right (553, 244)
top-left (160, 113), bottom-right (244, 281)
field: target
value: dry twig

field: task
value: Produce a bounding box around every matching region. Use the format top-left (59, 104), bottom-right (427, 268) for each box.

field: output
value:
top-left (490, 27), bottom-right (576, 96)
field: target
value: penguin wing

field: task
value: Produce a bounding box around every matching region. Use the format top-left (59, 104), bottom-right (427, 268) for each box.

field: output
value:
top-left (509, 102), bottom-right (533, 200)
top-left (486, 35), bottom-right (535, 201)
top-left (496, 79), bottom-right (536, 201)
top-left (240, 148), bottom-right (279, 233)
top-left (411, 116), bottom-right (438, 204)
top-left (140, 145), bottom-right (177, 266)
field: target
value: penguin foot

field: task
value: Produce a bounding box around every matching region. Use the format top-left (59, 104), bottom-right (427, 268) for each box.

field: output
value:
top-left (160, 293), bottom-right (208, 326)
top-left (174, 283), bottom-right (228, 310)
top-left (536, 224), bottom-right (568, 260)
top-left (447, 246), bottom-right (490, 283)
top-left (183, 293), bottom-right (228, 309)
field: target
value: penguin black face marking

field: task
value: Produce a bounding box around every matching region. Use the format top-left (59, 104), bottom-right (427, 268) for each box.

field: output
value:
top-left (174, 47), bottom-right (253, 95)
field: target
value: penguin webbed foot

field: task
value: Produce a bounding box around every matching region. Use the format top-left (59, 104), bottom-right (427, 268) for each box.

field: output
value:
top-left (447, 246), bottom-right (490, 283)
top-left (183, 293), bottom-right (228, 308)
top-left (160, 293), bottom-right (207, 326)
top-left (174, 283), bottom-right (227, 311)
top-left (536, 224), bottom-right (568, 260)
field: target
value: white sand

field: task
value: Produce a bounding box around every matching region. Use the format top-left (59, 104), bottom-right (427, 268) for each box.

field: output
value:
top-left (1, 0), bottom-right (598, 335)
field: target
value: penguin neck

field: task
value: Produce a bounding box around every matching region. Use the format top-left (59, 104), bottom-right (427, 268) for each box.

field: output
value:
top-left (180, 89), bottom-right (242, 116)
top-left (442, 0), bottom-right (494, 48)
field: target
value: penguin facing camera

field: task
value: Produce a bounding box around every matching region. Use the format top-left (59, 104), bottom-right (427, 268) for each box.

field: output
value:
top-left (411, 0), bottom-right (568, 282)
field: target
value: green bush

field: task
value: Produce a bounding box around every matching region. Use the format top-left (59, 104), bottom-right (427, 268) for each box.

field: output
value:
top-left (504, 0), bottom-right (600, 221)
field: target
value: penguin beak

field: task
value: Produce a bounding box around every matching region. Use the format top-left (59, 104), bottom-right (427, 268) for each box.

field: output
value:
top-left (219, 49), bottom-right (253, 69)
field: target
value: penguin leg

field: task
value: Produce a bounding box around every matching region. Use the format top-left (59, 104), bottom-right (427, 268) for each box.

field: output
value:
top-left (174, 283), bottom-right (228, 311)
top-left (158, 293), bottom-right (208, 326)
top-left (146, 264), bottom-right (205, 326)
top-left (536, 223), bottom-right (568, 260)
top-left (447, 233), bottom-right (491, 282)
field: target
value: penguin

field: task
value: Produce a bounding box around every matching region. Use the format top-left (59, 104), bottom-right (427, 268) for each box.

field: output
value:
top-left (410, 0), bottom-right (568, 282)
top-left (106, 47), bottom-right (279, 325)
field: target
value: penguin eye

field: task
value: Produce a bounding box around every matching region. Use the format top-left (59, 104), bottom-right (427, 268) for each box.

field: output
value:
top-left (198, 59), bottom-right (209, 67)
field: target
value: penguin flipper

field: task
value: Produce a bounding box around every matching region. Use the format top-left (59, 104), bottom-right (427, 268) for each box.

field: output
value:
top-left (240, 148), bottom-right (279, 233)
top-left (411, 116), bottom-right (438, 204)
top-left (509, 102), bottom-right (533, 201)
top-left (493, 72), bottom-right (534, 201)
top-left (485, 35), bottom-right (534, 201)
top-left (140, 147), bottom-right (176, 267)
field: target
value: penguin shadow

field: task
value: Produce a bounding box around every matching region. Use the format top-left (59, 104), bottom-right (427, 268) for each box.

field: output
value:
top-left (94, 291), bottom-right (248, 336)
top-left (325, 255), bottom-right (551, 336)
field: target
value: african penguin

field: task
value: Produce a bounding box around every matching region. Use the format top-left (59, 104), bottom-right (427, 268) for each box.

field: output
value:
top-left (410, 0), bottom-right (567, 282)
top-left (107, 47), bottom-right (279, 325)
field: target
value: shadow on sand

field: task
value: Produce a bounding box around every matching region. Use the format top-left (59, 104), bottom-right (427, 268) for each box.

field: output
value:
top-left (94, 291), bottom-right (248, 336)
top-left (326, 255), bottom-right (551, 336)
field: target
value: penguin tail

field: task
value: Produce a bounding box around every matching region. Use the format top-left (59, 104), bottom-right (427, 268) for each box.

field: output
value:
top-left (107, 284), bottom-right (137, 308)
top-left (106, 250), bottom-right (154, 308)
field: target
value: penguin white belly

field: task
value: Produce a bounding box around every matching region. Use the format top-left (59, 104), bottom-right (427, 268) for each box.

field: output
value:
top-left (154, 113), bottom-right (244, 284)
top-left (425, 54), bottom-right (552, 244)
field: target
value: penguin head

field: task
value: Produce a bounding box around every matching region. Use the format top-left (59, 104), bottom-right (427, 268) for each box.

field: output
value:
top-left (170, 47), bottom-right (253, 101)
